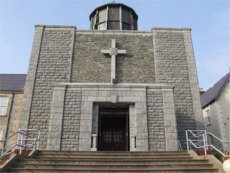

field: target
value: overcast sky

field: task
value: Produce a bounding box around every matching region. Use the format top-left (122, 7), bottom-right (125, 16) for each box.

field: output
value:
top-left (0, 0), bottom-right (229, 90)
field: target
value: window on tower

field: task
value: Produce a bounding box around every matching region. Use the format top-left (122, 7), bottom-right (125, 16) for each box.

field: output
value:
top-left (108, 7), bottom-right (119, 21)
top-left (108, 22), bottom-right (120, 30)
top-left (99, 9), bottom-right (106, 23)
top-left (98, 23), bottom-right (106, 30)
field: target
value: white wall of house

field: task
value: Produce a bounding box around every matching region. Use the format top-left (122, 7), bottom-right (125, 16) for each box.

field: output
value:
top-left (202, 80), bottom-right (230, 151)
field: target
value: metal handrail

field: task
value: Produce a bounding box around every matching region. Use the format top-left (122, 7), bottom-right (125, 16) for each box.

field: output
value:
top-left (0, 131), bottom-right (26, 143)
top-left (0, 129), bottom-right (40, 159)
top-left (186, 130), bottom-right (230, 158)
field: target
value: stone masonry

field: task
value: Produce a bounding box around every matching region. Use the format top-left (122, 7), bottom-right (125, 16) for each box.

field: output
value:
top-left (71, 33), bottom-right (155, 84)
top-left (152, 28), bottom-right (203, 148)
top-left (21, 26), bottom-right (75, 149)
top-left (21, 26), bottom-right (203, 150)
top-left (61, 90), bottom-right (82, 151)
top-left (46, 83), bottom-right (177, 151)
top-left (147, 91), bottom-right (165, 151)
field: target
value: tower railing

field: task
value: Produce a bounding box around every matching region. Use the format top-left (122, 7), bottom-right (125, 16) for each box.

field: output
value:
top-left (186, 130), bottom-right (230, 158)
top-left (0, 129), bottom-right (40, 159)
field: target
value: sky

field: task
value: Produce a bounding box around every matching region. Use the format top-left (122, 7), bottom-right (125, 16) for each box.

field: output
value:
top-left (0, 0), bottom-right (229, 90)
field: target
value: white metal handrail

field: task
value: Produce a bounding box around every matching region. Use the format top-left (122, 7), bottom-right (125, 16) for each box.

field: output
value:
top-left (186, 130), bottom-right (230, 158)
top-left (0, 129), bottom-right (40, 159)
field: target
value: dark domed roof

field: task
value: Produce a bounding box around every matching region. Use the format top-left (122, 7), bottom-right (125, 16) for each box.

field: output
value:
top-left (89, 2), bottom-right (138, 20)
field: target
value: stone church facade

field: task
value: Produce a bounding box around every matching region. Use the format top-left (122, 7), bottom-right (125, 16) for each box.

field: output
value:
top-left (20, 3), bottom-right (203, 152)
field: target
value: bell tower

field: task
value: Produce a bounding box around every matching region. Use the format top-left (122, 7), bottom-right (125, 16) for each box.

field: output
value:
top-left (89, 2), bottom-right (138, 30)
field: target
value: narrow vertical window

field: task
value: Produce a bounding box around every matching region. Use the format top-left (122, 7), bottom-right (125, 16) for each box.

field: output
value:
top-left (0, 96), bottom-right (8, 115)
top-left (206, 110), bottom-right (211, 124)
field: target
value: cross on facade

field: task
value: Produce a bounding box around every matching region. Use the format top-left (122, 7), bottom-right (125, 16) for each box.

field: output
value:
top-left (101, 39), bottom-right (126, 84)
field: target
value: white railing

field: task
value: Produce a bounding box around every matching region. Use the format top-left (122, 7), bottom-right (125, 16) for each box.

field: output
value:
top-left (186, 130), bottom-right (230, 157)
top-left (0, 129), bottom-right (40, 159)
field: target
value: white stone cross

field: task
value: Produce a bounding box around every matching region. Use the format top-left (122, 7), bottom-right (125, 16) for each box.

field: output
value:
top-left (101, 39), bottom-right (126, 84)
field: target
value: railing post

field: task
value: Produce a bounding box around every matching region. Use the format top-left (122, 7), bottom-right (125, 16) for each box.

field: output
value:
top-left (186, 130), bottom-right (189, 151)
top-left (91, 134), bottom-right (97, 151)
top-left (37, 130), bottom-right (40, 150)
top-left (16, 131), bottom-right (20, 150)
top-left (0, 129), bottom-right (40, 158)
top-left (19, 132), bottom-right (22, 155)
top-left (203, 134), bottom-right (207, 155)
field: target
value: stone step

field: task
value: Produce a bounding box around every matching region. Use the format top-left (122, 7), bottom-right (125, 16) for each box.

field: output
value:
top-left (33, 155), bottom-right (192, 159)
top-left (8, 167), bottom-right (219, 173)
top-left (14, 163), bottom-right (214, 169)
top-left (5, 151), bottom-right (219, 173)
top-left (37, 154), bottom-right (190, 158)
top-left (19, 159), bottom-right (209, 165)
top-left (37, 151), bottom-right (189, 155)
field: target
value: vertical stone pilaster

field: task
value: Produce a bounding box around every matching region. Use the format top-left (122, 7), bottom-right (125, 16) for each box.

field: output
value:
top-left (135, 98), bottom-right (149, 151)
top-left (79, 92), bottom-right (93, 151)
top-left (183, 30), bottom-right (204, 130)
top-left (152, 30), bottom-right (158, 83)
top-left (20, 25), bottom-right (44, 129)
top-left (47, 86), bottom-right (66, 150)
top-left (147, 90), bottom-right (165, 151)
top-left (68, 27), bottom-right (76, 82)
top-left (92, 104), bottom-right (99, 134)
top-left (129, 104), bottom-right (136, 151)
top-left (162, 88), bottom-right (178, 151)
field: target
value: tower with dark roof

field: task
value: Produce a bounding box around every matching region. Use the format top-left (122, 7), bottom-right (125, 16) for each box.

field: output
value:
top-left (89, 3), bottom-right (138, 30)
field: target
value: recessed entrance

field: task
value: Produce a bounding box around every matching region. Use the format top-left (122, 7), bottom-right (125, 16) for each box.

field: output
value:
top-left (98, 108), bottom-right (129, 151)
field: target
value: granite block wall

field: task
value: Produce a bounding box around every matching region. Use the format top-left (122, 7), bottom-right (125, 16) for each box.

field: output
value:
top-left (61, 90), bottom-right (82, 151)
top-left (153, 29), bottom-right (198, 149)
top-left (24, 26), bottom-right (75, 149)
top-left (147, 91), bottom-right (165, 151)
top-left (71, 33), bottom-right (155, 83)
top-left (22, 26), bottom-right (202, 150)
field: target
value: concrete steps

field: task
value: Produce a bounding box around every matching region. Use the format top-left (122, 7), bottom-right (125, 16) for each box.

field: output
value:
top-left (6, 150), bottom-right (219, 173)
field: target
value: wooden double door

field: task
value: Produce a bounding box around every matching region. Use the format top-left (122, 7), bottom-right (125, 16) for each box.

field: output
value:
top-left (98, 108), bottom-right (129, 151)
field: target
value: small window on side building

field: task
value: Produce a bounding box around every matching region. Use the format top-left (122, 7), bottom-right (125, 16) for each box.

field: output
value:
top-left (0, 96), bottom-right (9, 115)
top-left (206, 110), bottom-right (211, 124)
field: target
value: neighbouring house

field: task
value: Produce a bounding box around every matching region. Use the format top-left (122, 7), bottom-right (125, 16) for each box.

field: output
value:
top-left (0, 74), bottom-right (26, 148)
top-left (200, 72), bottom-right (230, 152)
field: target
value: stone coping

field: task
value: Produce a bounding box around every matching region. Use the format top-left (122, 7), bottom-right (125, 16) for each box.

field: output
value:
top-left (152, 27), bottom-right (191, 31)
top-left (35, 25), bottom-right (76, 29)
top-left (55, 83), bottom-right (174, 90)
top-left (75, 30), bottom-right (152, 35)
top-left (34, 25), bottom-right (190, 33)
